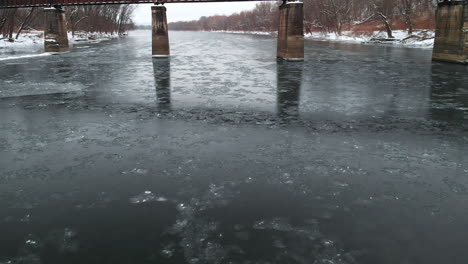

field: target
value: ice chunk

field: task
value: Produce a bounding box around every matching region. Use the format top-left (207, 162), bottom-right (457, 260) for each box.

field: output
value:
top-left (129, 191), bottom-right (168, 204)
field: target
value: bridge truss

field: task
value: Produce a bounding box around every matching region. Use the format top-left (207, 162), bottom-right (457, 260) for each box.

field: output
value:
top-left (0, 0), bottom-right (276, 9)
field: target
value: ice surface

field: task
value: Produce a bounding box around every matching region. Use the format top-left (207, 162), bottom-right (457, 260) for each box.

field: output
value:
top-left (129, 191), bottom-right (168, 204)
top-left (0, 30), bottom-right (466, 264)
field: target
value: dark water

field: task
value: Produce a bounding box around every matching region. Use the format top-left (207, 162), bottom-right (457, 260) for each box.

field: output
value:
top-left (0, 30), bottom-right (467, 264)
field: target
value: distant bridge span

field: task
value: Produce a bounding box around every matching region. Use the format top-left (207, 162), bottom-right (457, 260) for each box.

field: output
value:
top-left (0, 0), bottom-right (275, 9)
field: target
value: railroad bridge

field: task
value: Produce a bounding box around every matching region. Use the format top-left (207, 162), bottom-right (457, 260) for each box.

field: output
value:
top-left (1, 0), bottom-right (467, 63)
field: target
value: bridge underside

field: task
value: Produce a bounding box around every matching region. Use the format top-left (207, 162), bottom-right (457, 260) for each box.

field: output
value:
top-left (0, 0), bottom-right (274, 9)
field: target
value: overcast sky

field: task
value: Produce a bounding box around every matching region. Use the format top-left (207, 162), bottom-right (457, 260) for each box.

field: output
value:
top-left (133, 2), bottom-right (262, 25)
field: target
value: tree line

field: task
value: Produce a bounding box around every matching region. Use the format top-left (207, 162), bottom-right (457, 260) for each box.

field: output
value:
top-left (169, 0), bottom-right (440, 38)
top-left (0, 5), bottom-right (135, 41)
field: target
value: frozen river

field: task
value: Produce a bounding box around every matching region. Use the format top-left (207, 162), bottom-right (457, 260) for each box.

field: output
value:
top-left (0, 30), bottom-right (467, 264)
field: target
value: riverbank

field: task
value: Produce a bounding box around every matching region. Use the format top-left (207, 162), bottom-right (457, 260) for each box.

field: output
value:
top-left (306, 30), bottom-right (435, 49)
top-left (1, 29), bottom-right (435, 55)
top-left (213, 29), bottom-right (435, 49)
top-left (0, 30), bottom-right (121, 53)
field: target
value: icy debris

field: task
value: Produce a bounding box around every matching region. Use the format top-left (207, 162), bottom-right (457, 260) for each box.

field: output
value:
top-left (129, 191), bottom-right (168, 204)
top-left (332, 165), bottom-right (367, 176)
top-left (443, 177), bottom-right (468, 194)
top-left (322, 239), bottom-right (334, 247)
top-left (353, 144), bottom-right (362, 150)
top-left (161, 249), bottom-right (174, 258)
top-left (20, 214), bottom-right (31, 222)
top-left (161, 243), bottom-right (176, 258)
top-left (253, 218), bottom-right (293, 232)
top-left (384, 168), bottom-right (401, 174)
top-left (122, 168), bottom-right (148, 175)
top-left (177, 203), bottom-right (188, 211)
top-left (43, 228), bottom-right (79, 253)
top-left (198, 183), bottom-right (237, 211)
top-left (64, 228), bottom-right (76, 239)
top-left (133, 168), bottom-right (148, 174)
top-left (281, 172), bottom-right (294, 185)
top-left (209, 184), bottom-right (223, 198)
top-left (173, 219), bottom-right (189, 233)
top-left (35, 142), bottom-right (47, 148)
top-left (25, 240), bottom-right (37, 245)
top-left (334, 182), bottom-right (349, 187)
top-left (64, 135), bottom-right (85, 143)
top-left (23, 234), bottom-right (42, 252)
top-left (173, 218), bottom-right (224, 264)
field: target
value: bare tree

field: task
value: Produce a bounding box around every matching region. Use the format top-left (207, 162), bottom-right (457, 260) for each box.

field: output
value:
top-left (319, 0), bottom-right (353, 35)
top-left (369, 0), bottom-right (396, 38)
top-left (399, 0), bottom-right (413, 34)
top-left (16, 8), bottom-right (37, 39)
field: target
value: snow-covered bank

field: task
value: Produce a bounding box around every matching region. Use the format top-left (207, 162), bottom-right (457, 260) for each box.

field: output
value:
top-left (306, 30), bottom-right (435, 49)
top-left (0, 31), bottom-right (43, 53)
top-left (214, 29), bottom-right (435, 49)
top-left (0, 31), bottom-right (121, 56)
top-left (70, 31), bottom-right (121, 43)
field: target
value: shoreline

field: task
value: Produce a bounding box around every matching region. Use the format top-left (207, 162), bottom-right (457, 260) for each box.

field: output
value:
top-left (1, 29), bottom-right (435, 59)
top-left (0, 31), bottom-right (121, 57)
top-left (212, 29), bottom-right (435, 49)
top-left (200, 29), bottom-right (435, 49)
top-left (305, 30), bottom-right (434, 49)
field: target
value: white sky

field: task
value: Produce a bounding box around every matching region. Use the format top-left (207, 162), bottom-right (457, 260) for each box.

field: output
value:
top-left (133, 2), bottom-right (262, 25)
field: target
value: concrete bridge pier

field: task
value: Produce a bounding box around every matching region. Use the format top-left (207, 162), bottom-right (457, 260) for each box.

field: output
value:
top-left (44, 6), bottom-right (69, 53)
top-left (153, 58), bottom-right (172, 111)
top-left (432, 0), bottom-right (468, 64)
top-left (277, 2), bottom-right (304, 61)
top-left (152, 5), bottom-right (170, 57)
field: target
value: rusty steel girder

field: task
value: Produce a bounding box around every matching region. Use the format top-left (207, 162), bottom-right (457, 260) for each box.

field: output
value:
top-left (0, 0), bottom-right (275, 9)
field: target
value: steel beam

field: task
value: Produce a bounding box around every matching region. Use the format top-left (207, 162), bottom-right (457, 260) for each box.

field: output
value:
top-left (0, 0), bottom-right (276, 9)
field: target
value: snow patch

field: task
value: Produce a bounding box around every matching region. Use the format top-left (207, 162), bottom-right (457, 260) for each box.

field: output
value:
top-left (69, 31), bottom-right (120, 43)
top-left (210, 29), bottom-right (434, 49)
top-left (130, 191), bottom-right (168, 204)
top-left (0, 53), bottom-right (52, 61)
top-left (305, 30), bottom-right (435, 49)
top-left (0, 30), bottom-right (121, 59)
top-left (0, 31), bottom-right (43, 52)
